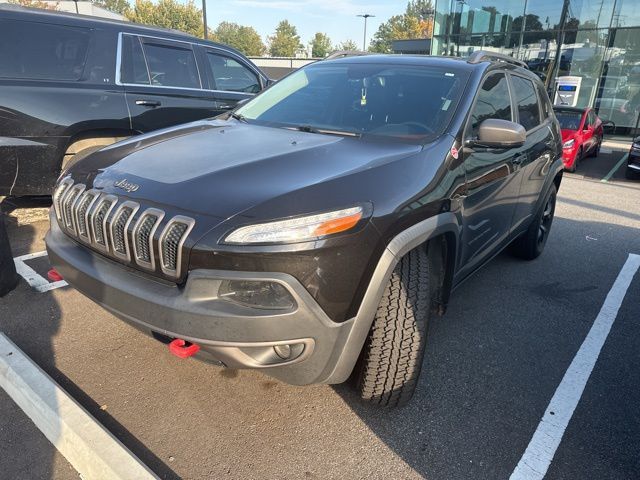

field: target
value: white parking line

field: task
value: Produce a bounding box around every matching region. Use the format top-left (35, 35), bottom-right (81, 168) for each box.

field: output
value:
top-left (13, 251), bottom-right (67, 292)
top-left (0, 333), bottom-right (159, 480)
top-left (510, 253), bottom-right (640, 480)
top-left (601, 153), bottom-right (629, 183)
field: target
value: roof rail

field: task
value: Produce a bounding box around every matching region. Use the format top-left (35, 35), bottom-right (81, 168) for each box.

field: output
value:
top-left (467, 50), bottom-right (528, 69)
top-left (324, 50), bottom-right (370, 61)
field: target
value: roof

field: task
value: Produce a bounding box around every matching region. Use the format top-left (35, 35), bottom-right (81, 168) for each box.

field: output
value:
top-left (320, 54), bottom-right (478, 72)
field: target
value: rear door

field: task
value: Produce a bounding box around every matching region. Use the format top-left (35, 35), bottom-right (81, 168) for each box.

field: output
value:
top-left (458, 72), bottom-right (523, 278)
top-left (199, 46), bottom-right (263, 114)
top-left (119, 34), bottom-right (218, 132)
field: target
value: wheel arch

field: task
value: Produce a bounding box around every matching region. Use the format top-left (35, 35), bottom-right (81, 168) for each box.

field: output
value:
top-left (61, 128), bottom-right (138, 170)
top-left (321, 212), bottom-right (460, 384)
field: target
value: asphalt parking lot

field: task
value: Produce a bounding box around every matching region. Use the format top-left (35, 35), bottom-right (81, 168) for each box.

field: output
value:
top-left (1, 144), bottom-right (639, 479)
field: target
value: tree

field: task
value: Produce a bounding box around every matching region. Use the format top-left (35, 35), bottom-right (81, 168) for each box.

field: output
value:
top-left (336, 39), bottom-right (359, 51)
top-left (309, 32), bottom-right (332, 58)
top-left (93, 0), bottom-right (130, 15)
top-left (126, 0), bottom-right (209, 38)
top-left (268, 20), bottom-right (302, 57)
top-left (212, 22), bottom-right (265, 56)
top-left (368, 0), bottom-right (434, 53)
top-left (369, 14), bottom-right (422, 53)
top-left (9, 0), bottom-right (58, 10)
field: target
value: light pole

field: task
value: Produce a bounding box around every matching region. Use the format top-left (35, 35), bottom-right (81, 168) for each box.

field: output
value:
top-left (357, 14), bottom-right (375, 51)
top-left (202, 0), bottom-right (208, 39)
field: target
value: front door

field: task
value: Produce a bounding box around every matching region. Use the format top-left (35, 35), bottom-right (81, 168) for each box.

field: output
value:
top-left (119, 34), bottom-right (218, 132)
top-left (458, 73), bottom-right (524, 279)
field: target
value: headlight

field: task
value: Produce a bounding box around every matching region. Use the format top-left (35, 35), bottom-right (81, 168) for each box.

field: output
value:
top-left (224, 206), bottom-right (363, 245)
top-left (563, 139), bottom-right (575, 149)
top-left (218, 280), bottom-right (296, 310)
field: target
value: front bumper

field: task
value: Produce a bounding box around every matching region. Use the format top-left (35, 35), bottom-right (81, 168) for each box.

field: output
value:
top-left (629, 149), bottom-right (640, 171)
top-left (46, 219), bottom-right (356, 385)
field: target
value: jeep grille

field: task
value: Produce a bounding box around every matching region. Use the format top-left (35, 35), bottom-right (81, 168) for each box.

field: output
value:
top-left (52, 181), bottom-right (194, 279)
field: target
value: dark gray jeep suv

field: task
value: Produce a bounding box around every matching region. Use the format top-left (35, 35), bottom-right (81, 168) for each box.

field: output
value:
top-left (46, 51), bottom-right (563, 407)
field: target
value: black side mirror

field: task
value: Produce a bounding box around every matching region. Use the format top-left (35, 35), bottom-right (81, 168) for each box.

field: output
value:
top-left (470, 119), bottom-right (526, 148)
top-left (602, 120), bottom-right (615, 133)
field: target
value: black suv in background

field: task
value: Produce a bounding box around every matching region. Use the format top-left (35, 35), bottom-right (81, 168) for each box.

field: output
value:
top-left (0, 4), bottom-right (269, 196)
top-left (47, 52), bottom-right (563, 407)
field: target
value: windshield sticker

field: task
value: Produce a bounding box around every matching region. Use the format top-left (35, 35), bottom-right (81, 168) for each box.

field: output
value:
top-left (361, 87), bottom-right (367, 106)
top-left (442, 99), bottom-right (452, 111)
top-left (445, 72), bottom-right (455, 77)
top-left (450, 145), bottom-right (459, 159)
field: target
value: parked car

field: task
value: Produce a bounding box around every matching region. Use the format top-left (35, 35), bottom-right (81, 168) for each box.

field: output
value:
top-left (46, 51), bottom-right (564, 407)
top-left (0, 4), bottom-right (270, 196)
top-left (553, 106), bottom-right (604, 172)
top-left (627, 136), bottom-right (640, 179)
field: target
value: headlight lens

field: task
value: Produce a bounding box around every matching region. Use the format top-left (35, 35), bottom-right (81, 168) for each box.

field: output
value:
top-left (218, 280), bottom-right (296, 310)
top-left (563, 139), bottom-right (575, 149)
top-left (224, 206), bottom-right (363, 245)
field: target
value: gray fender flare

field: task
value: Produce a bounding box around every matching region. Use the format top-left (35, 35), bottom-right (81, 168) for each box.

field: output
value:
top-left (320, 212), bottom-right (460, 384)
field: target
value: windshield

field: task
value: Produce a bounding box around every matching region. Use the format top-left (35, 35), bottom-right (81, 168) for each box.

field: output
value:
top-left (236, 62), bottom-right (469, 142)
top-left (555, 111), bottom-right (583, 130)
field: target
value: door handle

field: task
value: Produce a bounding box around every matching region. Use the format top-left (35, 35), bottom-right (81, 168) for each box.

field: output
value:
top-left (135, 100), bottom-right (161, 107)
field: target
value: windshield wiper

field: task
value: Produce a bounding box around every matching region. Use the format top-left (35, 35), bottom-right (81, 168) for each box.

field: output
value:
top-left (288, 125), bottom-right (361, 137)
top-left (228, 111), bottom-right (248, 123)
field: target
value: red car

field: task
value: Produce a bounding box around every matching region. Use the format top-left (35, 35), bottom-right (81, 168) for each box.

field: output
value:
top-left (553, 107), bottom-right (604, 172)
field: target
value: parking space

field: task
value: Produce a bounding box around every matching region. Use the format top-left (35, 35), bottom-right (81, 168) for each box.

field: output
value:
top-left (1, 149), bottom-right (639, 479)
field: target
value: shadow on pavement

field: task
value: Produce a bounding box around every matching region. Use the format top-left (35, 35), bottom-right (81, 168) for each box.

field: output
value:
top-left (333, 216), bottom-right (640, 479)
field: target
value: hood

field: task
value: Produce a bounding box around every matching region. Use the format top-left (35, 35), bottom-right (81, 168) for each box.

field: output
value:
top-left (561, 129), bottom-right (577, 142)
top-left (68, 119), bottom-right (423, 220)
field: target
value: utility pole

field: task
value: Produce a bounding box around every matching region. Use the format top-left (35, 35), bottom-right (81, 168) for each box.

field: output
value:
top-left (357, 14), bottom-right (374, 51)
top-left (202, 0), bottom-right (208, 39)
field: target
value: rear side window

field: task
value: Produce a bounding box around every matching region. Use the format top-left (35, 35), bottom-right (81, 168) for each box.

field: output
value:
top-left (138, 39), bottom-right (200, 89)
top-left (511, 75), bottom-right (542, 131)
top-left (468, 73), bottom-right (512, 139)
top-left (0, 20), bottom-right (90, 80)
top-left (120, 35), bottom-right (150, 85)
top-left (206, 52), bottom-right (260, 93)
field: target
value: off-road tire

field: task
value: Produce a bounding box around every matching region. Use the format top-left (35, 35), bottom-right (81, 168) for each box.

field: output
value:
top-left (510, 183), bottom-right (557, 260)
top-left (354, 247), bottom-right (430, 408)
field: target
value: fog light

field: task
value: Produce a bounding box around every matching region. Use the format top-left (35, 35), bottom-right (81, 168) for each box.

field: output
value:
top-left (273, 344), bottom-right (291, 359)
top-left (218, 280), bottom-right (296, 310)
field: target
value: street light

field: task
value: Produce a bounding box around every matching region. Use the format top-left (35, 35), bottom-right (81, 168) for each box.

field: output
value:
top-left (357, 14), bottom-right (375, 51)
top-left (202, 0), bottom-right (208, 39)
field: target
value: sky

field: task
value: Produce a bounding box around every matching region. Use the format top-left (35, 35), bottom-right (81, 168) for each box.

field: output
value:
top-left (203, 0), bottom-right (406, 48)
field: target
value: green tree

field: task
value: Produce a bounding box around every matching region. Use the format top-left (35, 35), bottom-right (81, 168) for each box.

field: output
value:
top-left (9, 0), bottom-right (58, 10)
top-left (309, 32), bottom-right (332, 58)
top-left (212, 22), bottom-right (265, 56)
top-left (268, 20), bottom-right (302, 57)
top-left (127, 0), bottom-right (208, 38)
top-left (93, 0), bottom-right (130, 15)
top-left (336, 39), bottom-right (359, 51)
top-left (369, 0), bottom-right (434, 53)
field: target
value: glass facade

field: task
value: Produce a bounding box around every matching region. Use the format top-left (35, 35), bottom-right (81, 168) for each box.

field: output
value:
top-left (432, 0), bottom-right (640, 134)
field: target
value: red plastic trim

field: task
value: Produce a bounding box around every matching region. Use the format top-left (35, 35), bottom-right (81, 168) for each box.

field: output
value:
top-left (168, 338), bottom-right (200, 358)
top-left (47, 268), bottom-right (63, 282)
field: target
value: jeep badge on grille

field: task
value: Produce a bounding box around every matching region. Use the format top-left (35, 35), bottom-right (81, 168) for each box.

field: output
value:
top-left (114, 179), bottom-right (140, 193)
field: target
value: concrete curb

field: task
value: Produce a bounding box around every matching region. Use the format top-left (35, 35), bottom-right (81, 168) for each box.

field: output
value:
top-left (0, 333), bottom-right (159, 480)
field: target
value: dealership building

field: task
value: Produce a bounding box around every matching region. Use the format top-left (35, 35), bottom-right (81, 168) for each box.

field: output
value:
top-left (430, 0), bottom-right (640, 135)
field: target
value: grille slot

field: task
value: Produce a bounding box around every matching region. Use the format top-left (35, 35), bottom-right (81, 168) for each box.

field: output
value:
top-left (61, 184), bottom-right (85, 234)
top-left (132, 208), bottom-right (164, 269)
top-left (91, 195), bottom-right (117, 250)
top-left (159, 216), bottom-right (195, 276)
top-left (110, 202), bottom-right (139, 260)
top-left (53, 178), bottom-right (73, 223)
top-left (74, 190), bottom-right (99, 240)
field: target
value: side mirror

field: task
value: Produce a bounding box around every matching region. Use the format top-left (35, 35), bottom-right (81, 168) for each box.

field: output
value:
top-left (602, 120), bottom-right (615, 133)
top-left (472, 119), bottom-right (526, 148)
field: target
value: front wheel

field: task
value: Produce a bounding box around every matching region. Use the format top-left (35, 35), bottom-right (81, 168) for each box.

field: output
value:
top-left (510, 184), bottom-right (557, 260)
top-left (354, 247), bottom-right (430, 408)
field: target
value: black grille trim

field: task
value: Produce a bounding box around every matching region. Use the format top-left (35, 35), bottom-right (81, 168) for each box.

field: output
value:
top-left (109, 201), bottom-right (140, 261)
top-left (159, 216), bottom-right (195, 277)
top-left (53, 178), bottom-right (74, 223)
top-left (90, 195), bottom-right (118, 251)
top-left (74, 190), bottom-right (100, 241)
top-left (61, 184), bottom-right (85, 234)
top-left (131, 208), bottom-right (165, 270)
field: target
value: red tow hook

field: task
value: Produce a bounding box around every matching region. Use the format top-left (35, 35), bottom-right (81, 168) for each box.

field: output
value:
top-left (47, 268), bottom-right (63, 282)
top-left (168, 338), bottom-right (200, 358)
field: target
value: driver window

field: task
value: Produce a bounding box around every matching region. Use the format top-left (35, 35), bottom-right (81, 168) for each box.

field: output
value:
top-left (467, 73), bottom-right (512, 139)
